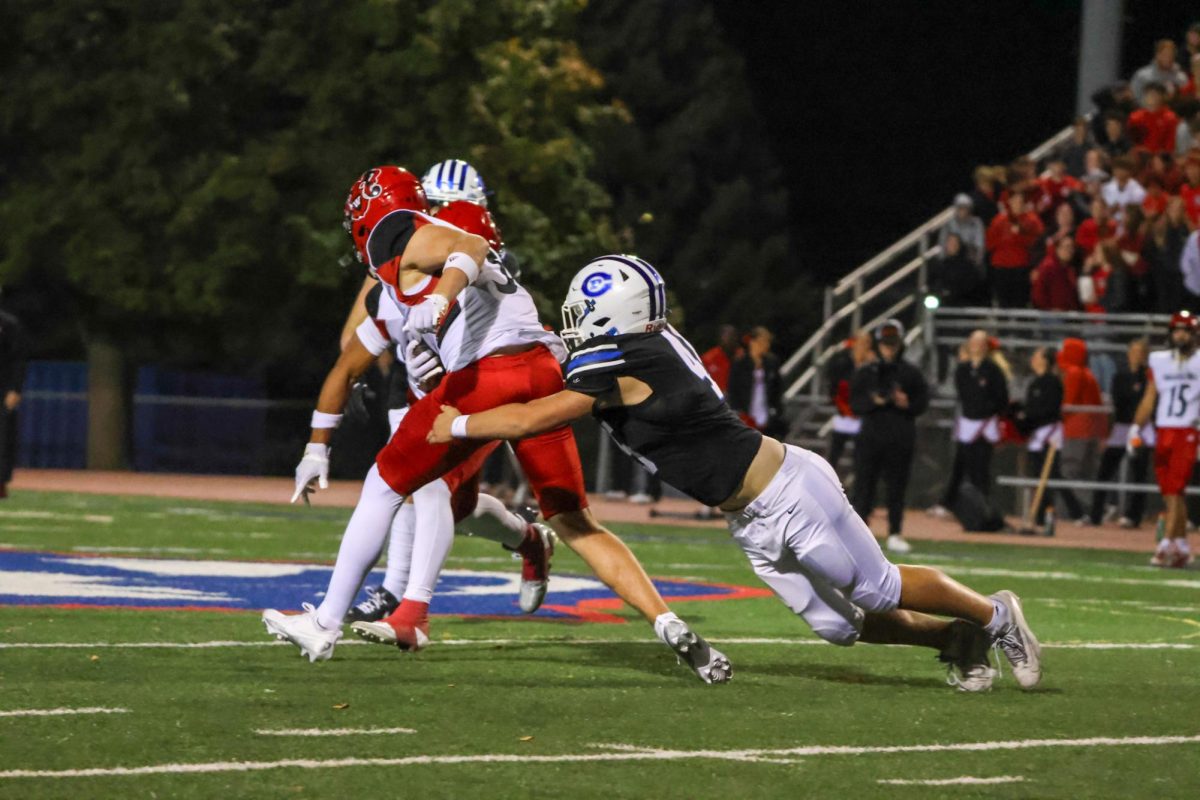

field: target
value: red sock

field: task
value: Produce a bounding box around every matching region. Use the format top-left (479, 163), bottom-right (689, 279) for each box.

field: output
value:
top-left (387, 598), bottom-right (429, 631)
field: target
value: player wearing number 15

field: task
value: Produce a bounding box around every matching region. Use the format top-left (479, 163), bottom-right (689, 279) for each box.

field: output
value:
top-left (1130, 311), bottom-right (1200, 567)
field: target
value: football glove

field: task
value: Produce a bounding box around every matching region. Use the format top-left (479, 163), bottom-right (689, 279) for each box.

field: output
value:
top-left (404, 338), bottom-right (445, 390)
top-left (1126, 424), bottom-right (1143, 456)
top-left (291, 443), bottom-right (330, 504)
top-left (403, 294), bottom-right (448, 334)
top-left (343, 381), bottom-right (376, 425)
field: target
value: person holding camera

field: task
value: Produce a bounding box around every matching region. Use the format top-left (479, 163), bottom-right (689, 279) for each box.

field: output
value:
top-left (849, 319), bottom-right (929, 553)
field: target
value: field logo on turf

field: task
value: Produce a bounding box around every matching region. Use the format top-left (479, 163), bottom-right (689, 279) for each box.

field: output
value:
top-left (0, 550), bottom-right (769, 622)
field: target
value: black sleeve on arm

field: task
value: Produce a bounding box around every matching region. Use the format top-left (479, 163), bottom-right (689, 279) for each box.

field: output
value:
top-left (904, 363), bottom-right (929, 417)
top-left (364, 283), bottom-right (383, 319)
top-left (365, 212), bottom-right (417, 271)
top-left (848, 366), bottom-right (877, 416)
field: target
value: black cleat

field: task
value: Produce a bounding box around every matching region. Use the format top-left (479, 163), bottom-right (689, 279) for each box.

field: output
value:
top-left (345, 586), bottom-right (400, 623)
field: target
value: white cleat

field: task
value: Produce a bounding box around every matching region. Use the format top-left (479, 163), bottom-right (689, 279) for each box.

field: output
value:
top-left (262, 603), bottom-right (342, 663)
top-left (938, 620), bottom-right (997, 693)
top-left (989, 590), bottom-right (1041, 689)
top-left (654, 617), bottom-right (732, 684)
top-left (926, 504), bottom-right (951, 520)
top-left (517, 523), bottom-right (555, 614)
top-left (885, 534), bottom-right (912, 554)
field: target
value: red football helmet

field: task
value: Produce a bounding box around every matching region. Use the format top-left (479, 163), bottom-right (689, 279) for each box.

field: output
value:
top-left (343, 166), bottom-right (429, 266)
top-left (1170, 311), bottom-right (1199, 332)
top-left (433, 199), bottom-right (503, 252)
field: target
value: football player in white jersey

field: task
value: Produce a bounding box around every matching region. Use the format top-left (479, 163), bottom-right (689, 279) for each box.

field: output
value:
top-left (263, 167), bottom-right (730, 683)
top-left (429, 255), bottom-right (1047, 692)
top-left (1129, 311), bottom-right (1200, 567)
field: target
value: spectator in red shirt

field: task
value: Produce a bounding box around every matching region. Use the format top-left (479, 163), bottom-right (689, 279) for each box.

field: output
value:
top-left (1036, 157), bottom-right (1083, 221)
top-left (1078, 243), bottom-right (1117, 313)
top-left (701, 324), bottom-right (742, 393)
top-left (1127, 83), bottom-right (1179, 154)
top-left (1179, 153), bottom-right (1200, 227)
top-left (986, 193), bottom-right (1044, 307)
top-left (1075, 197), bottom-right (1118, 252)
top-left (1142, 176), bottom-right (1169, 218)
top-left (1031, 237), bottom-right (1081, 311)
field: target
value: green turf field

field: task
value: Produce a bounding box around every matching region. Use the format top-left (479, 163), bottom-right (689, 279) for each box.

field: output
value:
top-left (2, 489), bottom-right (1199, 799)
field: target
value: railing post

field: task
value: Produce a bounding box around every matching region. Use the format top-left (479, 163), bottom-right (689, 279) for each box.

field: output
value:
top-left (812, 287), bottom-right (834, 399)
top-left (851, 279), bottom-right (862, 332)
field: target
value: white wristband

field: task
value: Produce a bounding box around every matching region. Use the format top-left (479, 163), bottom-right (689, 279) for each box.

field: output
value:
top-left (445, 251), bottom-right (481, 284)
top-left (450, 415), bottom-right (471, 439)
top-left (311, 411), bottom-right (344, 429)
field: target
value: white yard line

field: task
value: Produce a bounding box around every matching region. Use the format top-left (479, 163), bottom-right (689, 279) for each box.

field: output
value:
top-left (0, 511), bottom-right (112, 524)
top-left (878, 775), bottom-right (1025, 786)
top-left (944, 565), bottom-right (1200, 590)
top-left (1, 734), bottom-right (1197, 779)
top-left (0, 707), bottom-right (128, 718)
top-left (0, 638), bottom-right (1195, 651)
top-left (254, 727), bottom-right (415, 737)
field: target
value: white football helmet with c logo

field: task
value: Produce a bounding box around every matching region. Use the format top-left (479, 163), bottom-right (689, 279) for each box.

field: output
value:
top-left (561, 255), bottom-right (667, 349)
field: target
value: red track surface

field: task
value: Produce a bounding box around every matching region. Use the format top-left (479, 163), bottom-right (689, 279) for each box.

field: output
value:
top-left (11, 468), bottom-right (1164, 554)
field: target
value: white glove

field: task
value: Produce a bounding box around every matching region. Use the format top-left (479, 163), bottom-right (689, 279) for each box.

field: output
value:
top-left (1126, 424), bottom-right (1143, 456)
top-left (404, 294), bottom-right (449, 334)
top-left (404, 338), bottom-right (444, 388)
top-left (291, 442), bottom-right (330, 504)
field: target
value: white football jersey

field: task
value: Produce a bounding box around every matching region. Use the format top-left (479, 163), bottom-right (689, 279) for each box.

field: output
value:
top-left (372, 210), bottom-right (564, 372)
top-left (354, 286), bottom-right (433, 399)
top-left (1149, 349), bottom-right (1200, 429)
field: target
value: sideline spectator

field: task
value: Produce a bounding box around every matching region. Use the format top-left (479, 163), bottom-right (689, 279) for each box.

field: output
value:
top-left (1146, 196), bottom-right (1193, 312)
top-left (968, 165), bottom-right (999, 222)
top-left (1090, 339), bottom-right (1151, 527)
top-left (1101, 157), bottom-right (1147, 217)
top-left (986, 193), bottom-right (1044, 307)
top-left (1127, 83), bottom-right (1179, 155)
top-left (1130, 39), bottom-right (1188, 102)
top-left (1056, 116), bottom-right (1095, 177)
top-left (824, 330), bottom-right (873, 477)
top-left (1014, 346), bottom-right (1084, 524)
top-left (1058, 338), bottom-right (1104, 525)
top-left (701, 323), bottom-right (743, 393)
top-left (940, 193), bottom-right (985, 266)
top-left (1179, 153), bottom-right (1200, 227)
top-left (0, 308), bottom-right (28, 499)
top-left (1076, 197), bottom-right (1117, 253)
top-left (728, 326), bottom-right (784, 437)
top-left (1031, 237), bottom-right (1081, 311)
top-left (929, 330), bottom-right (1010, 518)
top-left (850, 319), bottom-right (929, 554)
top-left (931, 233), bottom-right (987, 307)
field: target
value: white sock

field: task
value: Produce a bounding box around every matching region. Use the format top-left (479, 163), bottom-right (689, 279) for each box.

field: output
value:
top-left (459, 493), bottom-right (526, 549)
top-left (382, 502), bottom-right (417, 598)
top-left (653, 611), bottom-right (681, 640)
top-left (983, 598), bottom-right (1010, 636)
top-left (315, 465), bottom-right (405, 630)
top-left (403, 479), bottom-right (455, 604)
top-left (1176, 538), bottom-right (1191, 554)
top-left (1157, 537), bottom-right (1174, 552)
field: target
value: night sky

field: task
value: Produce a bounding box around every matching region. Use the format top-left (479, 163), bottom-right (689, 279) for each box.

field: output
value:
top-left (713, 0), bottom-right (1200, 284)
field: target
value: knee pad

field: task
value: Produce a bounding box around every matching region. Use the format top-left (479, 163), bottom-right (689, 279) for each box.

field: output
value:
top-left (806, 605), bottom-right (863, 647)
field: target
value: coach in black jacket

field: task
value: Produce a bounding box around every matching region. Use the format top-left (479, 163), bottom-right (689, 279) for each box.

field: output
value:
top-left (849, 319), bottom-right (929, 552)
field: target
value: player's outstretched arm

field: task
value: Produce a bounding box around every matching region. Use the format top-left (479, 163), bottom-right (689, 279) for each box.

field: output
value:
top-left (339, 276), bottom-right (378, 352)
top-left (311, 337), bottom-right (380, 446)
top-left (428, 391), bottom-right (595, 443)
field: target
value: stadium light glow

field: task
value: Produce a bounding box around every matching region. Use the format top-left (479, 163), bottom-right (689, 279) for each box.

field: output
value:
top-left (923, 294), bottom-right (940, 310)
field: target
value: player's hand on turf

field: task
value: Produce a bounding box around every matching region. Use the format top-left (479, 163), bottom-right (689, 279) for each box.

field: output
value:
top-left (405, 338), bottom-right (445, 392)
top-left (404, 294), bottom-right (449, 334)
top-left (428, 405), bottom-right (461, 444)
top-left (291, 443), bottom-right (330, 504)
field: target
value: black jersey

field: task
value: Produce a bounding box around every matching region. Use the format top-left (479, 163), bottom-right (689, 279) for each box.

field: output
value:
top-left (564, 327), bottom-right (763, 507)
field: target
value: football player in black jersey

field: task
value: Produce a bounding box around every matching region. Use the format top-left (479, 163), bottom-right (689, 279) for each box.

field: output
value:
top-left (429, 255), bottom-right (1044, 692)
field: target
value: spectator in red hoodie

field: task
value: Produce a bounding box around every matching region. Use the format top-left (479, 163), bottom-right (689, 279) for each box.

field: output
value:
top-left (1128, 83), bottom-right (1179, 155)
top-left (1031, 237), bottom-right (1081, 311)
top-left (701, 324), bottom-right (742, 393)
top-left (1036, 157), bottom-right (1083, 221)
top-left (1075, 197), bottom-right (1118, 253)
top-left (1058, 338), bottom-right (1105, 525)
top-left (1179, 153), bottom-right (1200, 227)
top-left (986, 192), bottom-right (1045, 307)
